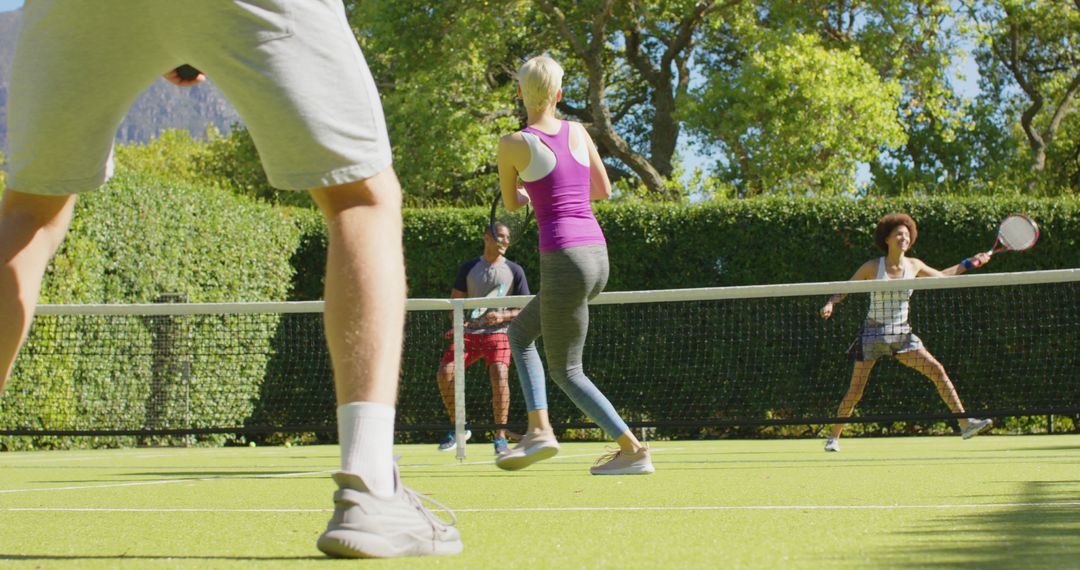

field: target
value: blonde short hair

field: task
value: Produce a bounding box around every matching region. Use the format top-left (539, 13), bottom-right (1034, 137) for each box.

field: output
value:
top-left (517, 56), bottom-right (563, 111)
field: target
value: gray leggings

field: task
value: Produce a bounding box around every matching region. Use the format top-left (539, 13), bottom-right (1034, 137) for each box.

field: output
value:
top-left (507, 244), bottom-right (630, 439)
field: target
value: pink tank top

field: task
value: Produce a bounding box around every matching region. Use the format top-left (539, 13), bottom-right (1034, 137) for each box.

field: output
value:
top-left (520, 121), bottom-right (606, 253)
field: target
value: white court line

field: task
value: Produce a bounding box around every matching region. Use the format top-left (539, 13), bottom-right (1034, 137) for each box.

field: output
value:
top-left (406, 446), bottom-right (687, 468)
top-left (2, 501), bottom-right (1080, 514)
top-left (406, 451), bottom-right (602, 468)
top-left (0, 470), bottom-right (333, 494)
top-left (0, 452), bottom-right (177, 464)
top-left (0, 448), bottom-right (685, 494)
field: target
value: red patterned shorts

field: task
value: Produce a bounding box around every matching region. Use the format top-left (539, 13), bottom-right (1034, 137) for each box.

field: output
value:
top-left (440, 332), bottom-right (512, 368)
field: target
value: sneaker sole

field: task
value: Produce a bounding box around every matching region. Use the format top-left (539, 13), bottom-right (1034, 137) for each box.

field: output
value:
top-left (437, 432), bottom-right (472, 452)
top-left (494, 444), bottom-right (559, 471)
top-left (590, 464), bottom-right (655, 475)
top-left (318, 531), bottom-right (463, 559)
top-left (962, 421), bottom-right (993, 440)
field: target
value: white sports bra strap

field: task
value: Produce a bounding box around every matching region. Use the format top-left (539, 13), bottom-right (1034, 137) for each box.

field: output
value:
top-left (519, 132), bottom-right (557, 182)
top-left (568, 123), bottom-right (589, 167)
top-left (519, 123), bottom-right (590, 182)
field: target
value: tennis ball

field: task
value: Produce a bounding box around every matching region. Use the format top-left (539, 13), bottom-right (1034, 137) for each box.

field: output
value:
top-left (284, 442), bottom-right (292, 448)
top-left (248, 441), bottom-right (256, 447)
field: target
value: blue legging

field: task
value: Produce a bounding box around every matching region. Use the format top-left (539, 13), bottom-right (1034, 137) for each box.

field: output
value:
top-left (507, 244), bottom-right (629, 439)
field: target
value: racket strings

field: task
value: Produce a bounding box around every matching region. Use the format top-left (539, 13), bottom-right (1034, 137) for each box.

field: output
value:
top-left (997, 216), bottom-right (1039, 251)
top-left (490, 197), bottom-right (533, 248)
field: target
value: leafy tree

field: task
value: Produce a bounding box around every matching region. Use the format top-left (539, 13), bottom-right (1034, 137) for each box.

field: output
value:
top-left (688, 29), bottom-right (905, 196)
top-left (114, 126), bottom-right (308, 207)
top-left (1044, 109), bottom-right (1080, 192)
top-left (113, 128), bottom-right (208, 183)
top-left (761, 1), bottom-right (990, 194)
top-left (344, 0), bottom-right (531, 205)
top-left (191, 126), bottom-right (310, 207)
top-left (965, 0), bottom-right (1080, 192)
top-left (101, 0), bottom-right (1069, 202)
top-left (535, 0), bottom-right (751, 199)
top-left (347, 0), bottom-right (749, 201)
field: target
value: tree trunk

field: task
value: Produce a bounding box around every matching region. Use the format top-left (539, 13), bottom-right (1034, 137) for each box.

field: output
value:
top-left (650, 86), bottom-right (679, 179)
top-left (535, 0), bottom-right (672, 198)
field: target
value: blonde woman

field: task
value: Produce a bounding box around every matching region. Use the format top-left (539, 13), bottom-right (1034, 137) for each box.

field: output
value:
top-left (493, 56), bottom-right (653, 475)
top-left (820, 213), bottom-right (994, 452)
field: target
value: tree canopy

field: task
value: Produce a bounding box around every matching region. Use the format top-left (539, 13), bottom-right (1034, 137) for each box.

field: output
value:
top-left (101, 0), bottom-right (1077, 205)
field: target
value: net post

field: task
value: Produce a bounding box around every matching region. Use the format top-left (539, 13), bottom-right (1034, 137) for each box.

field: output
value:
top-left (182, 355), bottom-right (192, 448)
top-left (145, 292), bottom-right (189, 447)
top-left (452, 299), bottom-right (467, 460)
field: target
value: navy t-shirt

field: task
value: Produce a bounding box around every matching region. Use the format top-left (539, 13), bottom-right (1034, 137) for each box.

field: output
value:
top-left (453, 257), bottom-right (530, 334)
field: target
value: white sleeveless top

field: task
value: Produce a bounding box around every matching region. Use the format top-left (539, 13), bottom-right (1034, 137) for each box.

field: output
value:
top-left (866, 257), bottom-right (913, 326)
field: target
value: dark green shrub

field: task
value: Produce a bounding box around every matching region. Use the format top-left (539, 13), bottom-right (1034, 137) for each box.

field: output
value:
top-left (282, 195), bottom-right (1080, 439)
top-left (7, 190), bottom-right (1079, 447)
top-left (291, 195), bottom-right (1080, 300)
top-left (1, 173), bottom-right (304, 449)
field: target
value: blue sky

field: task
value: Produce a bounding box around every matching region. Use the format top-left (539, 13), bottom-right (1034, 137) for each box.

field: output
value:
top-left (0, 0), bottom-right (22, 12)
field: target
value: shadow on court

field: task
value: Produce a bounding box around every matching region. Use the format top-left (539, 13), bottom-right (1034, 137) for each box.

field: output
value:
top-left (875, 480), bottom-right (1080, 568)
top-left (962, 444), bottom-right (1080, 453)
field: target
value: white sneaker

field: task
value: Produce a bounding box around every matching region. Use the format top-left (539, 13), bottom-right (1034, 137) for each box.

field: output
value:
top-left (494, 429), bottom-right (559, 471)
top-left (589, 447), bottom-right (655, 475)
top-left (436, 429), bottom-right (471, 452)
top-left (961, 418), bottom-right (993, 440)
top-left (317, 469), bottom-right (463, 558)
top-left (824, 437), bottom-right (840, 452)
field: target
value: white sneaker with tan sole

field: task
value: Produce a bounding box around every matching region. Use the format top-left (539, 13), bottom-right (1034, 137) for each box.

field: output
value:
top-left (317, 470), bottom-right (463, 559)
top-left (494, 429), bottom-right (560, 471)
top-left (589, 447), bottom-right (655, 475)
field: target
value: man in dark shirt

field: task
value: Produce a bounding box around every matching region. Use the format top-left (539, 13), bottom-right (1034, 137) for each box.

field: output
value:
top-left (436, 223), bottom-right (529, 455)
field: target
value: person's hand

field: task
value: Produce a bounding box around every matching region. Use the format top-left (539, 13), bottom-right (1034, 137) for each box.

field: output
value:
top-left (163, 66), bottom-right (206, 87)
top-left (480, 311), bottom-right (502, 326)
top-left (969, 252), bottom-right (991, 268)
top-left (820, 302), bottom-right (834, 320)
top-left (515, 185), bottom-right (530, 208)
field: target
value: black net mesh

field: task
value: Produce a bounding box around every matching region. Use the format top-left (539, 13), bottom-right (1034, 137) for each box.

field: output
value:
top-left (3, 278), bottom-right (1078, 443)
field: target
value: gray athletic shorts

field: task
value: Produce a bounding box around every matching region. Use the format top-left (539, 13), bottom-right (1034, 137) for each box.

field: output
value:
top-left (7, 0), bottom-right (392, 195)
top-left (846, 321), bottom-right (924, 362)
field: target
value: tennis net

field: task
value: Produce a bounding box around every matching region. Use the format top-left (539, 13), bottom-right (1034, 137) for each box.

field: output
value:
top-left (2, 269), bottom-right (1078, 444)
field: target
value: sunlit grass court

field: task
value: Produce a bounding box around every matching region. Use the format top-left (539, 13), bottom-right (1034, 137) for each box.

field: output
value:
top-left (2, 435), bottom-right (1078, 568)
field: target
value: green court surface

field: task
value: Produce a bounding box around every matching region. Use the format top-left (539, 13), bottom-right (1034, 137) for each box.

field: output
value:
top-left (2, 435), bottom-right (1078, 569)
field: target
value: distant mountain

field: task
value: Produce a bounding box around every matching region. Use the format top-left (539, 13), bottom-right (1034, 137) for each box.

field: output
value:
top-left (0, 10), bottom-right (17, 153)
top-left (0, 9), bottom-right (241, 156)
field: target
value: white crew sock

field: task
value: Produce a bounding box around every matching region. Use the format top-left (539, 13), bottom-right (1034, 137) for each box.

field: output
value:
top-left (337, 402), bottom-right (396, 499)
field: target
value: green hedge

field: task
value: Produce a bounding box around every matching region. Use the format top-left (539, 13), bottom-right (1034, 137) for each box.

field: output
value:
top-left (6, 189), bottom-right (1079, 448)
top-left (1, 173), bottom-right (303, 449)
top-left (282, 195), bottom-right (1080, 439)
top-left (284, 195), bottom-right (1080, 300)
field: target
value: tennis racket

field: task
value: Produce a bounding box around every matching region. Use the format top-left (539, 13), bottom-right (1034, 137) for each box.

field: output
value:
top-left (470, 284), bottom-right (505, 321)
top-left (488, 190), bottom-right (533, 250)
top-left (443, 284), bottom-right (507, 339)
top-left (987, 214), bottom-right (1039, 256)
